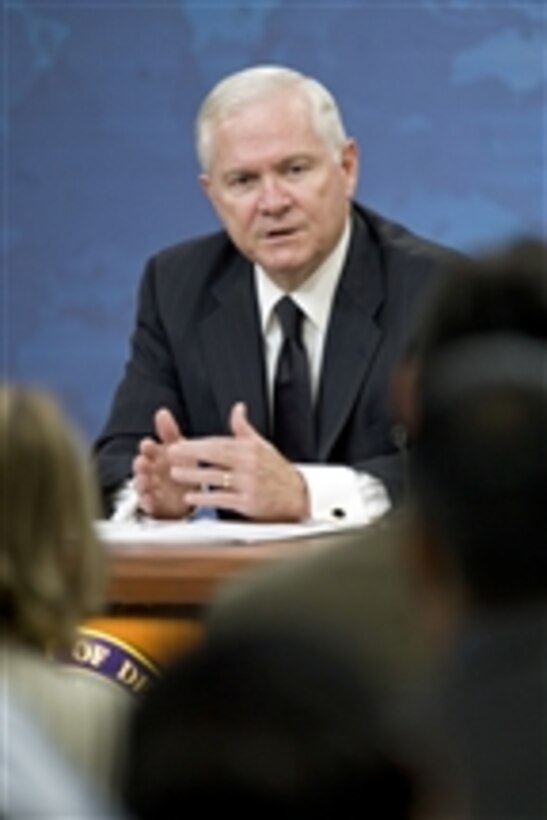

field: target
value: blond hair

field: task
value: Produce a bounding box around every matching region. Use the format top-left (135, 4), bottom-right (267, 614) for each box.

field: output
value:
top-left (0, 385), bottom-right (105, 648)
top-left (196, 65), bottom-right (348, 173)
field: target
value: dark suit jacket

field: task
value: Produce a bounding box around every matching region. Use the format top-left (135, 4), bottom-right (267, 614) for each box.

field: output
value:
top-left (95, 203), bottom-right (456, 511)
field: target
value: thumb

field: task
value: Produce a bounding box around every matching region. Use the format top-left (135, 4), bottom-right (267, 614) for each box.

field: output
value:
top-left (154, 408), bottom-right (183, 444)
top-left (229, 402), bottom-right (256, 439)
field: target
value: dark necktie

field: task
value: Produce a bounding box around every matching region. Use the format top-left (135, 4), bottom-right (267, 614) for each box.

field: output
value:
top-left (272, 296), bottom-right (315, 462)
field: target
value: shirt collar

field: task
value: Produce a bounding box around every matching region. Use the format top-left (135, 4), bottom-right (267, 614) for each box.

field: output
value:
top-left (255, 218), bottom-right (352, 335)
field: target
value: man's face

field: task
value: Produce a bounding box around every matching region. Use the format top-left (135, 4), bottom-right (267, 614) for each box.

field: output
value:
top-left (200, 90), bottom-right (358, 290)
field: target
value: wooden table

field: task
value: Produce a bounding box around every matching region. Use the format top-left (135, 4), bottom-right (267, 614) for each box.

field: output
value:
top-left (105, 536), bottom-right (328, 607)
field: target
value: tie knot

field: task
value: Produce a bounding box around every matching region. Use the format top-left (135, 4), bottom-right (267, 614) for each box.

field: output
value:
top-left (275, 296), bottom-right (303, 342)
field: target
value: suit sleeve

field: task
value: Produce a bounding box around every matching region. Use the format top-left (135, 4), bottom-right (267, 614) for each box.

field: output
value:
top-left (93, 257), bottom-right (188, 514)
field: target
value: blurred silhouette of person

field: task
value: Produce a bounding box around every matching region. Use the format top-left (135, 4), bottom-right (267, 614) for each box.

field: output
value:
top-left (407, 328), bottom-right (547, 817)
top-left (207, 512), bottom-right (433, 714)
top-left (0, 385), bottom-right (132, 801)
top-left (121, 628), bottom-right (435, 819)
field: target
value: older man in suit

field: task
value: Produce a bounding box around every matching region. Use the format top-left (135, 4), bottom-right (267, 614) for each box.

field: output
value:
top-left (95, 65), bottom-right (456, 523)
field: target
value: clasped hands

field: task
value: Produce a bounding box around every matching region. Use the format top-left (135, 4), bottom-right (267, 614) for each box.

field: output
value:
top-left (133, 402), bottom-right (310, 522)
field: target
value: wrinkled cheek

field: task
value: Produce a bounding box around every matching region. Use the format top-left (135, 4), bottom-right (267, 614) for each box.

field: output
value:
top-left (220, 209), bottom-right (251, 243)
top-left (228, 205), bottom-right (255, 236)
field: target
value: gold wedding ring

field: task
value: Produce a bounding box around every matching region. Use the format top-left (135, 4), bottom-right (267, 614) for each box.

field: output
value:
top-left (222, 471), bottom-right (232, 490)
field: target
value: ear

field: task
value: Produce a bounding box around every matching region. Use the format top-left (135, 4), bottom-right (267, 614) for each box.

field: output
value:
top-left (199, 173), bottom-right (223, 220)
top-left (199, 172), bottom-right (212, 198)
top-left (341, 139), bottom-right (359, 197)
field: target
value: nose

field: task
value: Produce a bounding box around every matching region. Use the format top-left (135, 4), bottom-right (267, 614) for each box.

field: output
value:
top-left (257, 176), bottom-right (290, 215)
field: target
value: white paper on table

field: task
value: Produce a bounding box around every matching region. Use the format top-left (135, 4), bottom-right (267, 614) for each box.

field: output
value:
top-left (96, 516), bottom-right (365, 546)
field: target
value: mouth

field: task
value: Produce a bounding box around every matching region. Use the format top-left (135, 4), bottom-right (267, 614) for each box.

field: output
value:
top-left (262, 226), bottom-right (300, 242)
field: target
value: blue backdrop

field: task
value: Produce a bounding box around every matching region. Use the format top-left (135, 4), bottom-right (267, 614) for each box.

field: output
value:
top-left (3, 0), bottom-right (546, 442)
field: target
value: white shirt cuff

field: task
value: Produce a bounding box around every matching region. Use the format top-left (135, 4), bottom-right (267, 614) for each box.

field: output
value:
top-left (296, 465), bottom-right (391, 526)
top-left (109, 479), bottom-right (140, 522)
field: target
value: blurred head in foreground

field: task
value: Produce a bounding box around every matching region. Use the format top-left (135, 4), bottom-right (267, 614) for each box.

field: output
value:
top-left (393, 238), bottom-right (547, 440)
top-left (0, 385), bottom-right (105, 649)
top-left (401, 237), bottom-right (547, 612)
top-left (409, 335), bottom-right (547, 612)
top-left (122, 628), bottom-right (429, 818)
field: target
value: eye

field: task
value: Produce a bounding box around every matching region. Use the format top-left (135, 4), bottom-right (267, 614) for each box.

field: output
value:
top-left (286, 161), bottom-right (309, 177)
top-left (226, 172), bottom-right (257, 190)
top-left (289, 162), bottom-right (305, 176)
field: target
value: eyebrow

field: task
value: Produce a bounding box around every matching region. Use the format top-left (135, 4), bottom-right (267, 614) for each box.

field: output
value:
top-left (223, 154), bottom-right (316, 177)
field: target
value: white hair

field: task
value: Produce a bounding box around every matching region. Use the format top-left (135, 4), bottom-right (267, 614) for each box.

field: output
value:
top-left (195, 65), bottom-right (349, 173)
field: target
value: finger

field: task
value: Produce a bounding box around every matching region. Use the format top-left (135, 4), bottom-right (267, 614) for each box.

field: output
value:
top-left (133, 454), bottom-right (153, 477)
top-left (171, 465), bottom-right (235, 490)
top-left (138, 437), bottom-right (159, 457)
top-left (138, 492), bottom-right (155, 516)
top-left (184, 489), bottom-right (243, 513)
top-left (168, 436), bottom-right (236, 466)
top-left (134, 473), bottom-right (149, 495)
top-left (155, 408), bottom-right (182, 444)
top-left (229, 401), bottom-right (256, 439)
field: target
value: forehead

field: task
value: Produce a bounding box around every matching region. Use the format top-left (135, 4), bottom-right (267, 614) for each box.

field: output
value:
top-left (209, 91), bottom-right (327, 171)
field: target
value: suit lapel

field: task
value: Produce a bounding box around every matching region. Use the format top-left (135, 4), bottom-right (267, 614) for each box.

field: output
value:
top-left (198, 255), bottom-right (270, 436)
top-left (316, 212), bottom-right (383, 459)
